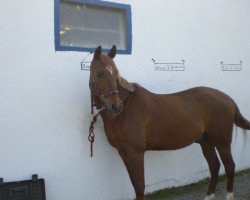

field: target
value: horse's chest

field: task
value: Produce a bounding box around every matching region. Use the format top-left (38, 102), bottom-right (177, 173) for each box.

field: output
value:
top-left (104, 128), bottom-right (118, 148)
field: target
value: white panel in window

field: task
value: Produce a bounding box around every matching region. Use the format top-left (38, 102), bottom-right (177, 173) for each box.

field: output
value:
top-left (60, 0), bottom-right (127, 50)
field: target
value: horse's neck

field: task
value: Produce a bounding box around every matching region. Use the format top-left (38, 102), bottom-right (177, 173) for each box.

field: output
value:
top-left (117, 84), bottom-right (131, 102)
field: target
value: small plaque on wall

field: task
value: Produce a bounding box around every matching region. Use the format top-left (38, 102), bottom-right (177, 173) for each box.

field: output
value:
top-left (221, 61), bottom-right (243, 71)
top-left (152, 59), bottom-right (185, 71)
top-left (81, 52), bottom-right (92, 71)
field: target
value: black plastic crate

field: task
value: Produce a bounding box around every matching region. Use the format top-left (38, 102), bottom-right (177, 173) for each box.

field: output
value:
top-left (0, 174), bottom-right (46, 200)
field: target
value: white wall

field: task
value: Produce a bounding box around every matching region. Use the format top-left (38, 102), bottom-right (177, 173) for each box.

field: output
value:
top-left (1, 0), bottom-right (250, 199)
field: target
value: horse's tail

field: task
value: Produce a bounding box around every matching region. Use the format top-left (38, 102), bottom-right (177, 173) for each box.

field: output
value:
top-left (234, 104), bottom-right (250, 130)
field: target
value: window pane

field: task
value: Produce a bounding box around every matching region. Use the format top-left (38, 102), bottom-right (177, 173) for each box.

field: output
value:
top-left (60, 0), bottom-right (127, 50)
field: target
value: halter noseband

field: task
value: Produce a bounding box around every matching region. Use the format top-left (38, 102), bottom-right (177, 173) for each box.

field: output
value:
top-left (100, 89), bottom-right (119, 102)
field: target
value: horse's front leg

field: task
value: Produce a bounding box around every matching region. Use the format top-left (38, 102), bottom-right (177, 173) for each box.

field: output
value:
top-left (118, 148), bottom-right (145, 200)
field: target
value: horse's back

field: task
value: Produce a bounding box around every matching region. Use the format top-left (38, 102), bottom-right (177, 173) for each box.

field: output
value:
top-left (167, 86), bottom-right (236, 128)
top-left (183, 86), bottom-right (235, 120)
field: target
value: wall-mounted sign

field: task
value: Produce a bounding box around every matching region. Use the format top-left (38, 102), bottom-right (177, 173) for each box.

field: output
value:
top-left (152, 59), bottom-right (185, 71)
top-left (81, 53), bottom-right (92, 70)
top-left (221, 61), bottom-right (243, 71)
top-left (81, 61), bottom-right (90, 70)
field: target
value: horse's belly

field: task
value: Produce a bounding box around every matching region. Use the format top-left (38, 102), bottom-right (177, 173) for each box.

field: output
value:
top-left (146, 123), bottom-right (204, 150)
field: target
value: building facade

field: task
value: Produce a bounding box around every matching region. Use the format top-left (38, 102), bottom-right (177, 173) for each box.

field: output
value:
top-left (1, 0), bottom-right (250, 199)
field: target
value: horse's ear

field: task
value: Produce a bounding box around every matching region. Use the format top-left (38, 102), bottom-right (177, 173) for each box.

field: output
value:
top-left (94, 46), bottom-right (102, 59)
top-left (108, 45), bottom-right (116, 59)
top-left (117, 75), bottom-right (135, 92)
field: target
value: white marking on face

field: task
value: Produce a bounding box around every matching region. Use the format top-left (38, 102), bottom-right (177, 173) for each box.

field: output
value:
top-left (106, 65), bottom-right (113, 75)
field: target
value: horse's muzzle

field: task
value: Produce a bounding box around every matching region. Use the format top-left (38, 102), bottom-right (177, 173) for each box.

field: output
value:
top-left (105, 98), bottom-right (123, 116)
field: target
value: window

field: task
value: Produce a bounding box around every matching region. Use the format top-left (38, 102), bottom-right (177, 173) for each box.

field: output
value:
top-left (54, 0), bottom-right (132, 54)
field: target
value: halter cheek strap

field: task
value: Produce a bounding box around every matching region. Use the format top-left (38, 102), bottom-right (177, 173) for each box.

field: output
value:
top-left (91, 94), bottom-right (95, 114)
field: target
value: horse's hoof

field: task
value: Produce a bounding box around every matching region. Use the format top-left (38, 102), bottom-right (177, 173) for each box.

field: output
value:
top-left (226, 192), bottom-right (234, 200)
top-left (203, 193), bottom-right (215, 200)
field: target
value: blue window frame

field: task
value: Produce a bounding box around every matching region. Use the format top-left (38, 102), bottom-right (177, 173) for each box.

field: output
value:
top-left (54, 0), bottom-right (132, 54)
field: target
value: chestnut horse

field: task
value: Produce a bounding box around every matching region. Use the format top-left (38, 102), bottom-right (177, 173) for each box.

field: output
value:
top-left (89, 45), bottom-right (250, 200)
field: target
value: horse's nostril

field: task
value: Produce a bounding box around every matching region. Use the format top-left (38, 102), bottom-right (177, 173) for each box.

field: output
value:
top-left (112, 104), bottom-right (117, 112)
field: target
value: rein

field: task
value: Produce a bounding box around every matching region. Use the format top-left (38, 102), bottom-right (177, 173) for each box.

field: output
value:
top-left (88, 106), bottom-right (105, 157)
top-left (88, 88), bottom-right (119, 157)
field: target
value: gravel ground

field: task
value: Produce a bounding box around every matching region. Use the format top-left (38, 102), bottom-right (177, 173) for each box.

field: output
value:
top-left (146, 169), bottom-right (250, 200)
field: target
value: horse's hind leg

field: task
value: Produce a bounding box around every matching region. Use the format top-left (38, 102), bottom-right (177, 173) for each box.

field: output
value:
top-left (200, 136), bottom-right (220, 200)
top-left (216, 146), bottom-right (235, 200)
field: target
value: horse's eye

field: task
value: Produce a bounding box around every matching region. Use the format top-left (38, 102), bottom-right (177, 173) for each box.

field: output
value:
top-left (97, 71), bottom-right (105, 78)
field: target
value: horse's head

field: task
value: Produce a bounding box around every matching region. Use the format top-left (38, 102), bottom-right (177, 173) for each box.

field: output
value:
top-left (89, 45), bottom-right (135, 116)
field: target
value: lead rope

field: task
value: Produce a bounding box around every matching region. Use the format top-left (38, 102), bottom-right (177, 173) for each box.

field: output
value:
top-left (88, 107), bottom-right (105, 157)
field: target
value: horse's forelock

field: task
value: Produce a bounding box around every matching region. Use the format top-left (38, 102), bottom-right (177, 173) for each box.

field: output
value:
top-left (99, 54), bottom-right (135, 93)
top-left (100, 54), bottom-right (119, 76)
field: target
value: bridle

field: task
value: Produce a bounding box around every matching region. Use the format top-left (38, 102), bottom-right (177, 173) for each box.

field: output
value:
top-left (89, 76), bottom-right (120, 114)
top-left (99, 89), bottom-right (120, 104)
